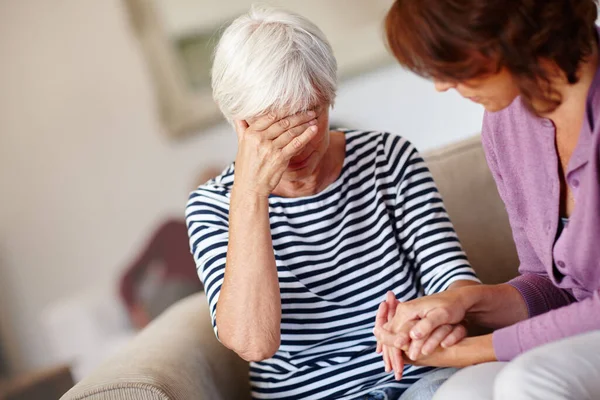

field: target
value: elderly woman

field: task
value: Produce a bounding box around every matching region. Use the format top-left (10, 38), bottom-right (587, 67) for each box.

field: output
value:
top-left (186, 6), bottom-right (478, 400)
top-left (375, 0), bottom-right (600, 399)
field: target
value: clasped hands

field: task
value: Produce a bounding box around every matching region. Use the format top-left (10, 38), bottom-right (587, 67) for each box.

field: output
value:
top-left (373, 290), bottom-right (468, 380)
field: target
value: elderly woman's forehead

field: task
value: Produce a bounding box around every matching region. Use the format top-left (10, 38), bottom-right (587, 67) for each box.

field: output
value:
top-left (247, 104), bottom-right (325, 123)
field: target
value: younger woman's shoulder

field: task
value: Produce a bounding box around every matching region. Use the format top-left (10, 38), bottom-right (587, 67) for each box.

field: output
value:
top-left (482, 96), bottom-right (536, 141)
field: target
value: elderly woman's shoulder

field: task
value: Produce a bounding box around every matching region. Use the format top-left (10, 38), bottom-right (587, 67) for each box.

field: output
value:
top-left (344, 129), bottom-right (411, 147)
top-left (188, 164), bottom-right (234, 206)
top-left (340, 129), bottom-right (420, 180)
top-left (344, 129), bottom-right (417, 157)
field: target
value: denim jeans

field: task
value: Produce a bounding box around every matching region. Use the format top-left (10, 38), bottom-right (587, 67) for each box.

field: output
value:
top-left (362, 368), bottom-right (458, 400)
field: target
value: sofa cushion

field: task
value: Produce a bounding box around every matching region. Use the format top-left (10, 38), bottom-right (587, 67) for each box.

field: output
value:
top-left (425, 135), bottom-right (519, 285)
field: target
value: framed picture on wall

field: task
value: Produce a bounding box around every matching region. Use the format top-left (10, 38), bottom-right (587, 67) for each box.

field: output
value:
top-left (123, 0), bottom-right (395, 139)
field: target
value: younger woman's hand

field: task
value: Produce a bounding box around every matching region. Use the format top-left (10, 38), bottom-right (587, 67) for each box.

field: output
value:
top-left (406, 321), bottom-right (467, 360)
top-left (401, 334), bottom-right (496, 368)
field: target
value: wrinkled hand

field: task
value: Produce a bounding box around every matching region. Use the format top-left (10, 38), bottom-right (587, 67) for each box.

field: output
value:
top-left (374, 291), bottom-right (468, 379)
top-left (233, 110), bottom-right (319, 198)
top-left (375, 292), bottom-right (405, 380)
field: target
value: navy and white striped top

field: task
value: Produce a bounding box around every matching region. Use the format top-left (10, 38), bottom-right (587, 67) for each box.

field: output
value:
top-left (186, 130), bottom-right (478, 399)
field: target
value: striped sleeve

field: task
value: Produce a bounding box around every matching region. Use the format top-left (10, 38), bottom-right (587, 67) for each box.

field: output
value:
top-left (386, 134), bottom-right (480, 295)
top-left (185, 187), bottom-right (230, 338)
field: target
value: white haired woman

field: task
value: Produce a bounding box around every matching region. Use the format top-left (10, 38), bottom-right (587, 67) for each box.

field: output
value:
top-left (186, 6), bottom-right (479, 400)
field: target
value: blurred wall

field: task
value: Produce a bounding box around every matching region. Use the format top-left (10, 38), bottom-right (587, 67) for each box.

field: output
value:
top-left (0, 0), bottom-right (239, 371)
top-left (332, 67), bottom-right (484, 150)
top-left (0, 0), bottom-right (483, 371)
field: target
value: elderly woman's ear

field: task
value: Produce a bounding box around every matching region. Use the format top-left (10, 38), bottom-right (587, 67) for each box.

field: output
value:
top-left (234, 120), bottom-right (249, 140)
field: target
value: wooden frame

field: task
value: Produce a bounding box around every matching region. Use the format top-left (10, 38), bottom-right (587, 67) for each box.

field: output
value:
top-left (123, 0), bottom-right (394, 139)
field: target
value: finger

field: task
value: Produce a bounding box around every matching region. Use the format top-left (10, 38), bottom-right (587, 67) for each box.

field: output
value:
top-left (441, 324), bottom-right (468, 348)
top-left (375, 302), bottom-right (388, 354)
top-left (391, 348), bottom-right (404, 380)
top-left (421, 325), bottom-right (453, 356)
top-left (386, 291), bottom-right (398, 316)
top-left (383, 345), bottom-right (392, 373)
top-left (374, 325), bottom-right (407, 348)
top-left (272, 119), bottom-right (318, 149)
top-left (392, 320), bottom-right (417, 350)
top-left (386, 294), bottom-right (398, 358)
top-left (281, 125), bottom-right (319, 158)
top-left (386, 296), bottom-right (409, 376)
top-left (386, 292), bottom-right (412, 347)
top-left (263, 110), bottom-right (317, 139)
top-left (410, 308), bottom-right (452, 340)
top-left (407, 335), bottom-right (427, 361)
top-left (402, 352), bottom-right (420, 366)
top-left (375, 301), bottom-right (388, 329)
top-left (248, 112), bottom-right (280, 132)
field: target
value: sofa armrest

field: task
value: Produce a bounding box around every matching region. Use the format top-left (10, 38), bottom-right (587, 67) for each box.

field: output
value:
top-left (61, 293), bottom-right (250, 400)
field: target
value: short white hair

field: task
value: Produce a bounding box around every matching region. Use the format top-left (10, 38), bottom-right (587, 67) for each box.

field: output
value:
top-left (211, 4), bottom-right (338, 122)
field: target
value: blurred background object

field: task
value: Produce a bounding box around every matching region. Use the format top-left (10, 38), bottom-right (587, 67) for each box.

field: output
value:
top-left (40, 166), bottom-right (219, 382)
top-left (0, 364), bottom-right (73, 400)
top-left (123, 0), bottom-right (396, 138)
top-left (0, 339), bottom-right (6, 378)
top-left (0, 0), bottom-right (485, 388)
top-left (119, 164), bottom-right (220, 330)
top-left (119, 219), bottom-right (201, 330)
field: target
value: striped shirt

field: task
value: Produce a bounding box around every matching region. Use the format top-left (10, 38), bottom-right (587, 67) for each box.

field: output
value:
top-left (186, 130), bottom-right (479, 399)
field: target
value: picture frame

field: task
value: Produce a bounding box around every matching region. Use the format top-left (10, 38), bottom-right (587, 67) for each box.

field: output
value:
top-left (123, 0), bottom-right (395, 139)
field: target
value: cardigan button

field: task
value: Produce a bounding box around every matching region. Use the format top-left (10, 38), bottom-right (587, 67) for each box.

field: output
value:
top-left (556, 260), bottom-right (566, 269)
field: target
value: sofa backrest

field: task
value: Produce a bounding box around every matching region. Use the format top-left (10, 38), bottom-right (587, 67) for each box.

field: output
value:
top-left (425, 135), bottom-right (519, 285)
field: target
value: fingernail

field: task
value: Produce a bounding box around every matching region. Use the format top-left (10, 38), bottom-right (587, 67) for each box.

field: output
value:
top-left (310, 126), bottom-right (317, 132)
top-left (309, 119), bottom-right (317, 125)
top-left (385, 365), bottom-right (390, 373)
top-left (409, 350), bottom-right (417, 360)
top-left (307, 110), bottom-right (316, 117)
top-left (394, 338), bottom-right (405, 348)
top-left (373, 328), bottom-right (378, 335)
top-left (421, 348), bottom-right (429, 356)
top-left (411, 330), bottom-right (422, 339)
top-left (395, 372), bottom-right (401, 381)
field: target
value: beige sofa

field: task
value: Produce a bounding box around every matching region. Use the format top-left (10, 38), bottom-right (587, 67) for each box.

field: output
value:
top-left (62, 135), bottom-right (520, 400)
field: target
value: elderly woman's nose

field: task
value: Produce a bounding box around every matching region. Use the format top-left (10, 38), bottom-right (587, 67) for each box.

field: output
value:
top-left (434, 79), bottom-right (455, 92)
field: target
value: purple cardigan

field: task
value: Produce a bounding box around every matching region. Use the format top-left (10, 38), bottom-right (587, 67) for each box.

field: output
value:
top-left (483, 63), bottom-right (600, 361)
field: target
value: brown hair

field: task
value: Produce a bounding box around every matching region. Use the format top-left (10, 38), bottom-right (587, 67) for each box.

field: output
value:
top-left (385, 0), bottom-right (598, 113)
